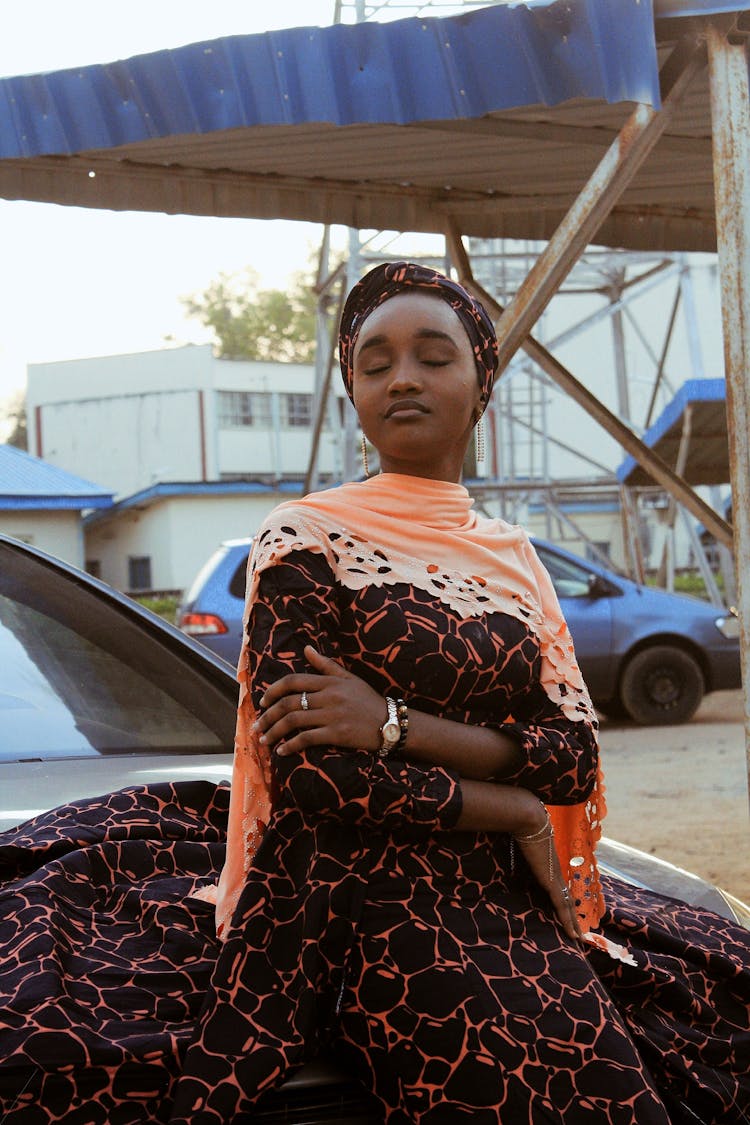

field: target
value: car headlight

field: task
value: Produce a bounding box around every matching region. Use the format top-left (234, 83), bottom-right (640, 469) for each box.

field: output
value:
top-left (715, 611), bottom-right (740, 640)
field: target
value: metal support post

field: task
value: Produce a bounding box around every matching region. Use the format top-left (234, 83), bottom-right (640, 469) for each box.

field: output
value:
top-left (610, 274), bottom-right (631, 424)
top-left (707, 20), bottom-right (750, 781)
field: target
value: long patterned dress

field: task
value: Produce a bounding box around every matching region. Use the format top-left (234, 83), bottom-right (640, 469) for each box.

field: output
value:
top-left (169, 489), bottom-right (750, 1124)
top-left (0, 483), bottom-right (748, 1124)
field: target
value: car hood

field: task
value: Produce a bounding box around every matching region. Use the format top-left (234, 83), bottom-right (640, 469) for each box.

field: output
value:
top-left (0, 754), bottom-right (233, 834)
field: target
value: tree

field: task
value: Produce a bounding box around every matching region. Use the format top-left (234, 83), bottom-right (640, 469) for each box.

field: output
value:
top-left (2, 391), bottom-right (28, 450)
top-left (182, 266), bottom-right (317, 363)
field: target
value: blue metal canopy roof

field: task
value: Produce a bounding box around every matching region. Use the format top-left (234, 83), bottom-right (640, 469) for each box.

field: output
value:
top-left (0, 2), bottom-right (660, 160)
top-left (617, 379), bottom-right (729, 486)
top-left (0, 1), bottom-right (745, 250)
top-left (0, 445), bottom-right (113, 510)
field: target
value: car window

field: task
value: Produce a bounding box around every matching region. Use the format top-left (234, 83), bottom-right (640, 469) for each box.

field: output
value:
top-left (533, 546), bottom-right (595, 599)
top-left (228, 554), bottom-right (250, 601)
top-left (183, 546), bottom-right (226, 604)
top-left (0, 544), bottom-right (236, 762)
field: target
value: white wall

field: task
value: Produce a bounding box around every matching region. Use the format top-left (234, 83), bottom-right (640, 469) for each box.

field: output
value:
top-left (27, 345), bottom-right (348, 498)
top-left (32, 390), bottom-right (206, 499)
top-left (0, 510), bottom-right (85, 568)
top-left (85, 492), bottom-right (286, 593)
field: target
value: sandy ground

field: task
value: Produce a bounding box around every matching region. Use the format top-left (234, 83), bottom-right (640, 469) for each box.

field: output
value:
top-left (598, 688), bottom-right (750, 905)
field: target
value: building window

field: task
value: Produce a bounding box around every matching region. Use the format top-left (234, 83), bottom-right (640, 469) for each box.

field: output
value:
top-left (218, 390), bottom-right (272, 428)
top-left (283, 393), bottom-right (313, 428)
top-left (128, 556), bottom-right (152, 591)
top-left (86, 559), bottom-right (102, 578)
top-left (585, 541), bottom-right (611, 564)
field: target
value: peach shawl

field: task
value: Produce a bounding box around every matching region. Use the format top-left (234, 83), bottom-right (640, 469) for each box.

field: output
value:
top-left (207, 473), bottom-right (607, 942)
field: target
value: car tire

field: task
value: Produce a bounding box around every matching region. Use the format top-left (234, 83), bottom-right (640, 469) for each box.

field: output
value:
top-left (620, 645), bottom-right (704, 726)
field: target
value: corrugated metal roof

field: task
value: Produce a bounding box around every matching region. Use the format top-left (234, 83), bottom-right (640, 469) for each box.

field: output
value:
top-left (0, 0), bottom-right (709, 251)
top-left (0, 445), bottom-right (113, 509)
top-left (0, 2), bottom-right (659, 158)
top-left (617, 379), bottom-right (729, 486)
top-left (0, 0), bottom-right (745, 251)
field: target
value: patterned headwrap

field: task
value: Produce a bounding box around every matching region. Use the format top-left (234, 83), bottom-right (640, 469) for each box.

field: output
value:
top-left (339, 262), bottom-right (499, 413)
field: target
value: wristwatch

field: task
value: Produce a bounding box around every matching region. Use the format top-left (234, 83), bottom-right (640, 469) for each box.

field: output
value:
top-left (378, 696), bottom-right (401, 759)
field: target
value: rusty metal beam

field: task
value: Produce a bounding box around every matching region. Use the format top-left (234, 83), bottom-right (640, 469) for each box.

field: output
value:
top-left (706, 21), bottom-right (750, 779)
top-left (491, 34), bottom-right (707, 376)
top-left (446, 223), bottom-right (734, 549)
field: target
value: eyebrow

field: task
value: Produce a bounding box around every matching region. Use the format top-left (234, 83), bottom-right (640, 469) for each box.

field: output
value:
top-left (357, 328), bottom-right (460, 354)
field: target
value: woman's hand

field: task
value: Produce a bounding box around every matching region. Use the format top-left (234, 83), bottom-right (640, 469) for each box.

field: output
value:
top-left (254, 644), bottom-right (386, 756)
top-left (514, 814), bottom-right (583, 944)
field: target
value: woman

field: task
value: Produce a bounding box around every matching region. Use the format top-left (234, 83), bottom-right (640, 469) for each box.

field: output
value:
top-left (171, 263), bottom-right (749, 1124)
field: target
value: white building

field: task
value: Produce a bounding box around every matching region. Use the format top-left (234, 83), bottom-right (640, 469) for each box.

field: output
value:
top-left (84, 480), bottom-right (300, 594)
top-left (26, 344), bottom-right (346, 500)
top-left (24, 345), bottom-right (349, 592)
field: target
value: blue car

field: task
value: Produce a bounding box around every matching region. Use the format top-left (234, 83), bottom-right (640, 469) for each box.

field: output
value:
top-left (177, 536), bottom-right (741, 726)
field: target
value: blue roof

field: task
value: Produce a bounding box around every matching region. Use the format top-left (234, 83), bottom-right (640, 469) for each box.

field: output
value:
top-left (0, 0), bottom-right (661, 161)
top-left (83, 479), bottom-right (304, 524)
top-left (617, 379), bottom-right (728, 486)
top-left (0, 0), bottom-right (743, 251)
top-left (0, 445), bottom-right (114, 510)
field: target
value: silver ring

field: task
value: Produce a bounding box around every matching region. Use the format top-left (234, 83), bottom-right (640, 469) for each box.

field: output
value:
top-left (300, 691), bottom-right (309, 711)
top-left (561, 886), bottom-right (571, 902)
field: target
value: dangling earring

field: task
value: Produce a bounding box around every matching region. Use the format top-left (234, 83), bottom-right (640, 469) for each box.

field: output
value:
top-left (361, 433), bottom-right (370, 477)
top-left (475, 417), bottom-right (485, 464)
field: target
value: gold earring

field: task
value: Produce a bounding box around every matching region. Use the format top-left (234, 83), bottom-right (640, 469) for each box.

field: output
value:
top-left (475, 417), bottom-right (485, 464)
top-left (361, 433), bottom-right (370, 477)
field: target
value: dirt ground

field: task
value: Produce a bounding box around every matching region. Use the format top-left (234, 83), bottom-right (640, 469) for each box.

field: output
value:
top-left (598, 688), bottom-right (750, 905)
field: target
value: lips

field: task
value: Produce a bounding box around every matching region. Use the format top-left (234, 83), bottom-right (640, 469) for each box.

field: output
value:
top-left (385, 399), bottom-right (429, 419)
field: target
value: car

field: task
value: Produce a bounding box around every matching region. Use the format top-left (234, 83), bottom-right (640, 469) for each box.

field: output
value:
top-left (177, 535), bottom-right (742, 726)
top-left (3, 532), bottom-right (748, 1125)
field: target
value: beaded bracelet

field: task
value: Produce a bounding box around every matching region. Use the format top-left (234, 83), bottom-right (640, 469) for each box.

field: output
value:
top-left (395, 698), bottom-right (409, 752)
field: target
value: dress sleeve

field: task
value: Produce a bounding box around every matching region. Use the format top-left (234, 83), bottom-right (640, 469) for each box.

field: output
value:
top-left (246, 549), bottom-right (462, 832)
top-left (489, 534), bottom-right (601, 806)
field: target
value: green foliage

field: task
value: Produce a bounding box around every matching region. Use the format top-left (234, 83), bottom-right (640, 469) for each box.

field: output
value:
top-left (2, 391), bottom-right (28, 450)
top-left (183, 266), bottom-right (317, 363)
top-left (645, 571), bottom-right (724, 600)
top-left (136, 594), bottom-right (180, 624)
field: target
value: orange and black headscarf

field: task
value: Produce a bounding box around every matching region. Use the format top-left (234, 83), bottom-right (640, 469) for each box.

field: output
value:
top-left (339, 262), bottom-right (499, 412)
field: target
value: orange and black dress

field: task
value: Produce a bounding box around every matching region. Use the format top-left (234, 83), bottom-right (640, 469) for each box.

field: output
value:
top-left (171, 474), bottom-right (749, 1125)
top-left (0, 474), bottom-right (748, 1125)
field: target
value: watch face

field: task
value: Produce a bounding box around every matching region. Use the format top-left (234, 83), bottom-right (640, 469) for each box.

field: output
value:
top-left (382, 720), bottom-right (400, 744)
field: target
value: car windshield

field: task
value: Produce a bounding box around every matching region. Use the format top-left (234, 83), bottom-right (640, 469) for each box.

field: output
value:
top-left (0, 543), bottom-right (236, 762)
top-left (534, 545), bottom-right (594, 598)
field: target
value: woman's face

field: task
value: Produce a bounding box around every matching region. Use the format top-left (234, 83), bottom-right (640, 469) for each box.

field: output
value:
top-left (351, 291), bottom-right (483, 482)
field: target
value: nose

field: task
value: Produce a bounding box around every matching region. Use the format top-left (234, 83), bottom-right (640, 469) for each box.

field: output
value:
top-left (386, 355), bottom-right (423, 394)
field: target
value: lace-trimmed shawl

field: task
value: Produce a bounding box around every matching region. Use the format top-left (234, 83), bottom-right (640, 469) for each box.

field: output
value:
top-left (210, 473), bottom-right (606, 939)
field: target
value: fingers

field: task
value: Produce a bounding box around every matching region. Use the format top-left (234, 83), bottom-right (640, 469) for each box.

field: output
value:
top-left (515, 832), bottom-right (583, 944)
top-left (303, 644), bottom-right (348, 676)
top-left (259, 648), bottom-right (347, 709)
top-left (549, 881), bottom-right (583, 942)
top-left (254, 689), bottom-right (322, 748)
top-left (260, 673), bottom-right (327, 709)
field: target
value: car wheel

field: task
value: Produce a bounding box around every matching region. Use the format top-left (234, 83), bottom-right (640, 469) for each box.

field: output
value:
top-left (620, 645), bottom-right (704, 726)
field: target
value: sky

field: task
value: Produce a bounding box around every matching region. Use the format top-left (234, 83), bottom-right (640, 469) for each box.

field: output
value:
top-left (0, 0), bottom-right (450, 422)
